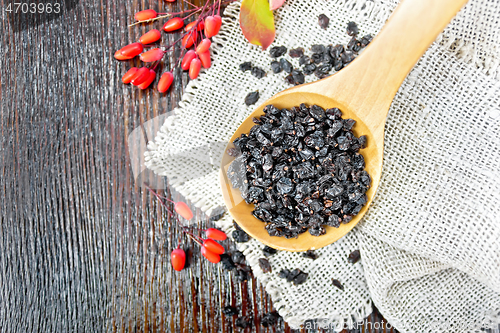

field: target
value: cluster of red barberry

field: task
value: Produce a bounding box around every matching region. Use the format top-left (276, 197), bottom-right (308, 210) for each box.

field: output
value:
top-left (114, 0), bottom-right (228, 92)
top-left (146, 186), bottom-right (228, 271)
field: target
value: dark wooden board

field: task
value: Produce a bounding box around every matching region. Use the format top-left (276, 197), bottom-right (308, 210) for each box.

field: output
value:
top-left (0, 0), bottom-right (397, 331)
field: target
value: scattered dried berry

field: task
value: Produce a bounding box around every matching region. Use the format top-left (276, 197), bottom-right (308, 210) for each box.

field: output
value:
top-left (289, 47), bottom-right (304, 58)
top-left (263, 245), bottom-right (277, 257)
top-left (227, 104), bottom-right (371, 238)
top-left (279, 269), bottom-right (290, 279)
top-left (261, 312), bottom-right (280, 327)
top-left (231, 251), bottom-right (246, 264)
top-left (258, 258), bottom-right (272, 273)
top-left (235, 316), bottom-right (252, 328)
top-left (232, 230), bottom-right (250, 243)
top-left (360, 34), bottom-right (373, 47)
top-left (270, 61), bottom-right (283, 73)
top-left (220, 253), bottom-right (236, 270)
top-left (251, 66), bottom-right (267, 78)
top-left (240, 61), bottom-right (253, 72)
top-left (347, 249), bottom-right (361, 264)
top-left (280, 58), bottom-right (293, 73)
top-left (293, 270), bottom-right (309, 285)
top-left (269, 45), bottom-right (287, 58)
top-left (346, 21), bottom-right (359, 36)
top-left (302, 250), bottom-right (319, 260)
top-left (245, 91), bottom-right (260, 106)
top-left (222, 306), bottom-right (239, 316)
top-left (208, 206), bottom-right (226, 222)
top-left (332, 278), bottom-right (344, 290)
top-left (291, 69), bottom-right (305, 85)
top-left (318, 14), bottom-right (330, 29)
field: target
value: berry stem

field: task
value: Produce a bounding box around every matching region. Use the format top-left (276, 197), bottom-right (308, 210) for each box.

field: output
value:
top-left (186, 233), bottom-right (203, 246)
top-left (128, 14), bottom-right (171, 27)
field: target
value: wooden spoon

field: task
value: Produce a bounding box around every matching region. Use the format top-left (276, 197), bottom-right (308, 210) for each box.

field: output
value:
top-left (220, 0), bottom-right (468, 251)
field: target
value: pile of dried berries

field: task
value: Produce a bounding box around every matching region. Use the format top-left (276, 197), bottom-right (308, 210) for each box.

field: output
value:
top-left (115, 0), bottom-right (233, 91)
top-left (279, 268), bottom-right (309, 285)
top-left (264, 22), bottom-right (372, 86)
top-left (227, 103), bottom-right (371, 238)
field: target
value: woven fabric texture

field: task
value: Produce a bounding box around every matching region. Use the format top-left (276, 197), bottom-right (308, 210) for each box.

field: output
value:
top-left (145, 0), bottom-right (500, 331)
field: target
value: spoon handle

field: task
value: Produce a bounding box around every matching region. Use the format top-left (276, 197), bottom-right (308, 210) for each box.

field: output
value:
top-left (321, 0), bottom-right (468, 121)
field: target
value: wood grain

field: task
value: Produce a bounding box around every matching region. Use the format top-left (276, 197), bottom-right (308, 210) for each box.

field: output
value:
top-left (0, 0), bottom-right (397, 331)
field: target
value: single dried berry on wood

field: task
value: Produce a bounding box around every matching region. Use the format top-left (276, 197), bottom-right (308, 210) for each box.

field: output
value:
top-left (245, 91), bottom-right (260, 106)
top-left (269, 45), bottom-right (287, 58)
top-left (318, 14), bottom-right (330, 29)
top-left (261, 312), bottom-right (280, 327)
top-left (239, 61), bottom-right (252, 72)
top-left (332, 278), bottom-right (344, 290)
top-left (222, 306), bottom-right (239, 316)
top-left (258, 258), bottom-right (272, 273)
top-left (220, 253), bottom-right (236, 270)
top-left (235, 316), bottom-right (252, 328)
top-left (348, 249), bottom-right (361, 263)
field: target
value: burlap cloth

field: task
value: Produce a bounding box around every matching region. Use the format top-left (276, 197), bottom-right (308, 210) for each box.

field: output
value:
top-left (145, 0), bottom-right (500, 331)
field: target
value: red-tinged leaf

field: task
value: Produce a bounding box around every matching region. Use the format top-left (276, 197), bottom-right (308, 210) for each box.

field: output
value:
top-left (240, 0), bottom-right (276, 50)
top-left (269, 0), bottom-right (285, 10)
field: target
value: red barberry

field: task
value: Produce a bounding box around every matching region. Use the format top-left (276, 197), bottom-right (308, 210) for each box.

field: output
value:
top-left (171, 248), bottom-right (186, 271)
top-left (114, 50), bottom-right (133, 61)
top-left (202, 239), bottom-right (225, 254)
top-left (185, 21), bottom-right (204, 32)
top-left (201, 247), bottom-right (221, 263)
top-left (205, 228), bottom-right (227, 241)
top-left (163, 17), bottom-right (184, 32)
top-left (119, 42), bottom-right (144, 58)
top-left (138, 70), bottom-right (156, 89)
top-left (182, 31), bottom-right (197, 48)
top-left (165, 0), bottom-right (176, 2)
top-left (131, 67), bottom-right (150, 86)
top-left (157, 72), bottom-right (174, 93)
top-left (204, 15), bottom-right (221, 38)
top-left (139, 29), bottom-right (161, 44)
top-left (198, 51), bottom-right (211, 69)
top-left (134, 9), bottom-right (157, 22)
top-left (189, 58), bottom-right (201, 79)
top-left (122, 67), bottom-right (138, 83)
top-left (181, 50), bottom-right (197, 70)
top-left (174, 201), bottom-right (193, 220)
top-left (140, 48), bottom-right (164, 62)
top-left (195, 39), bottom-right (211, 54)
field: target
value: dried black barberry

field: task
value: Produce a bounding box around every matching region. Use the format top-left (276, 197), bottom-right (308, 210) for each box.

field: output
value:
top-left (232, 230), bottom-right (250, 243)
top-left (299, 55), bottom-right (311, 66)
top-left (258, 258), bottom-right (272, 273)
top-left (293, 271), bottom-right (309, 285)
top-left (341, 51), bottom-right (355, 64)
top-left (232, 251), bottom-right (245, 264)
top-left (332, 278), bottom-right (344, 290)
top-left (220, 254), bottom-right (236, 270)
top-left (270, 60), bottom-right (282, 73)
top-left (269, 45), bottom-right (287, 58)
top-left (285, 74), bottom-right (295, 85)
top-left (360, 34), bottom-right (373, 47)
top-left (235, 316), bottom-right (252, 328)
top-left (311, 44), bottom-right (325, 54)
top-left (209, 206), bottom-right (227, 221)
top-left (302, 250), bottom-right (319, 260)
top-left (227, 103), bottom-right (371, 238)
top-left (280, 58), bottom-right (293, 73)
top-left (318, 14), bottom-right (330, 29)
top-left (289, 47), bottom-right (304, 58)
top-left (263, 246), bottom-right (277, 257)
top-left (245, 91), bottom-right (260, 106)
top-left (291, 69), bottom-right (305, 85)
top-left (348, 249), bottom-right (361, 263)
top-left (235, 269), bottom-right (249, 282)
top-left (251, 66), bottom-right (266, 78)
top-left (279, 269), bottom-right (290, 279)
top-left (239, 61), bottom-right (252, 71)
top-left (223, 305), bottom-right (239, 316)
top-left (303, 63), bottom-right (317, 75)
top-left (261, 312), bottom-right (280, 327)
top-left (346, 21), bottom-right (359, 36)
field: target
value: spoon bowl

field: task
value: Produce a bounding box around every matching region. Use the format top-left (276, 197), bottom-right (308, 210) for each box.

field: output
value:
top-left (220, 0), bottom-right (468, 251)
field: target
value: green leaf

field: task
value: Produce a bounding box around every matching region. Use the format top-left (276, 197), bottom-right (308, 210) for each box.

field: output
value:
top-left (240, 0), bottom-right (276, 50)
